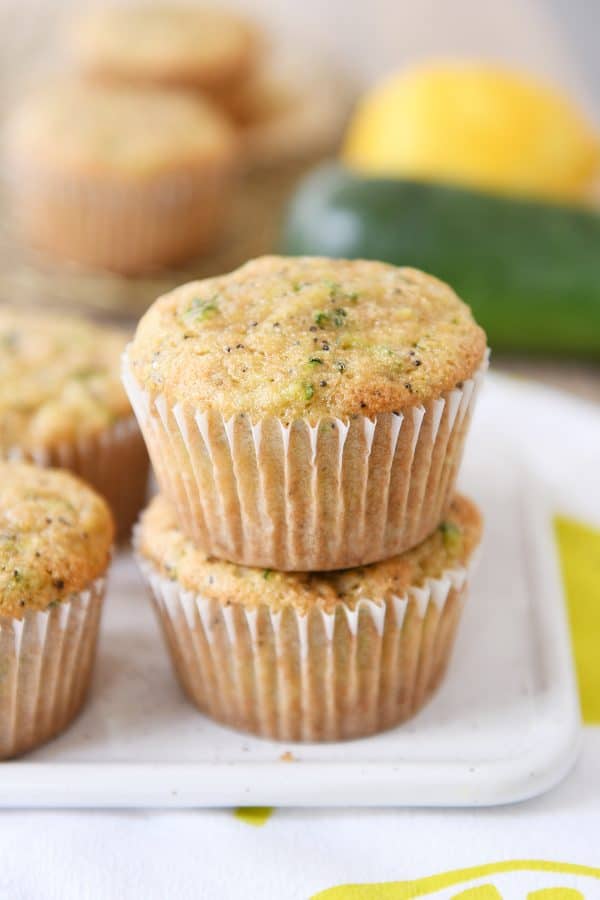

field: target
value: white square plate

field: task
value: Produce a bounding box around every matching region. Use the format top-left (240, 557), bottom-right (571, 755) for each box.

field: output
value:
top-left (0, 382), bottom-right (581, 808)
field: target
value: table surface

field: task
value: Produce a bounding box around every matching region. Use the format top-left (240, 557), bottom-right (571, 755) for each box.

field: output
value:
top-left (495, 358), bottom-right (600, 404)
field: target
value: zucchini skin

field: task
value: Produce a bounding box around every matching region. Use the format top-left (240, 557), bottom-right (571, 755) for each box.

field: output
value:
top-left (280, 164), bottom-right (600, 356)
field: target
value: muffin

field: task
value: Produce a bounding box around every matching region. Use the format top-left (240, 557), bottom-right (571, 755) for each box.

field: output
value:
top-left (68, 4), bottom-right (257, 100)
top-left (4, 81), bottom-right (238, 274)
top-left (223, 56), bottom-right (350, 167)
top-left (136, 492), bottom-right (481, 741)
top-left (0, 463), bottom-right (113, 758)
top-left (123, 256), bottom-right (487, 570)
top-left (0, 308), bottom-right (148, 539)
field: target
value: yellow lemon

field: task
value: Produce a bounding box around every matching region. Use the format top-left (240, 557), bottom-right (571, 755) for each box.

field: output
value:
top-left (343, 62), bottom-right (600, 201)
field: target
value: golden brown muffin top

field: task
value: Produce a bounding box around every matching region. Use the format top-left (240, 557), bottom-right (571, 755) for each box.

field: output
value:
top-left (0, 308), bottom-right (133, 453)
top-left (0, 463), bottom-right (113, 618)
top-left (69, 4), bottom-right (256, 90)
top-left (127, 256), bottom-right (487, 420)
top-left (137, 493), bottom-right (482, 614)
top-left (5, 81), bottom-right (236, 179)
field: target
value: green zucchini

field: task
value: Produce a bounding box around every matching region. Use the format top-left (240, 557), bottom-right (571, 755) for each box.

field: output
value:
top-left (280, 163), bottom-right (600, 356)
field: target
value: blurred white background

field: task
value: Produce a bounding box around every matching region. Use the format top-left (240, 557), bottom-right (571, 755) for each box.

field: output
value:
top-left (1, 0), bottom-right (598, 118)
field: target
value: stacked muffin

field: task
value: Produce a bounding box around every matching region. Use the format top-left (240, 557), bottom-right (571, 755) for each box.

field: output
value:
top-left (126, 256), bottom-right (488, 741)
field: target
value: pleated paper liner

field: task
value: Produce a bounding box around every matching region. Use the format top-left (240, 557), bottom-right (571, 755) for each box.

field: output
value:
top-left (4, 416), bottom-right (149, 542)
top-left (123, 352), bottom-right (487, 570)
top-left (136, 552), bottom-right (474, 742)
top-left (0, 576), bottom-right (106, 759)
top-left (5, 161), bottom-right (237, 276)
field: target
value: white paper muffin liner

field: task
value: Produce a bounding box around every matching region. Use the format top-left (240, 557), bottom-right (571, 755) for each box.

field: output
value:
top-left (3, 415), bottom-right (149, 541)
top-left (0, 576), bottom-right (106, 759)
top-left (136, 549), bottom-right (473, 742)
top-left (6, 160), bottom-right (236, 274)
top-left (123, 351), bottom-right (488, 570)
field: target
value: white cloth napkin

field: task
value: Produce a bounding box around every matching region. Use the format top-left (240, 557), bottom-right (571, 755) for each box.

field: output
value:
top-left (0, 735), bottom-right (599, 900)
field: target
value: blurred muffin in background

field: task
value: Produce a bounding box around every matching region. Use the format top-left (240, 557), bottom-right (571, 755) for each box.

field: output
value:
top-left (67, 4), bottom-right (258, 105)
top-left (0, 308), bottom-right (148, 540)
top-left (4, 81), bottom-right (238, 274)
top-left (226, 55), bottom-right (350, 168)
top-left (66, 5), bottom-right (349, 171)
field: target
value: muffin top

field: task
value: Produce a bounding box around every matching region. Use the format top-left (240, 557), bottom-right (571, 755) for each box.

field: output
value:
top-left (0, 463), bottom-right (113, 618)
top-left (5, 82), bottom-right (236, 179)
top-left (0, 308), bottom-right (133, 452)
top-left (138, 493), bottom-right (481, 614)
top-left (69, 4), bottom-right (256, 90)
top-left (127, 256), bottom-right (487, 420)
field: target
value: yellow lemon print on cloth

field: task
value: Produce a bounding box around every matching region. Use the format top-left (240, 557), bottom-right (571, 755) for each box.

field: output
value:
top-left (450, 888), bottom-right (503, 899)
top-left (312, 860), bottom-right (600, 899)
top-left (233, 806), bottom-right (273, 826)
top-left (554, 516), bottom-right (600, 724)
top-left (529, 891), bottom-right (585, 899)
